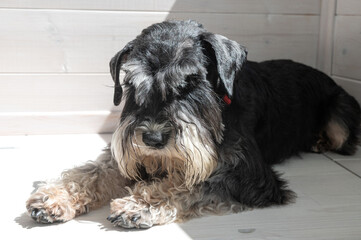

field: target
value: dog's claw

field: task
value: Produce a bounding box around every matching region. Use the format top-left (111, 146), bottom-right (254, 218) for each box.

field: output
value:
top-left (131, 214), bottom-right (140, 223)
top-left (107, 212), bottom-right (151, 229)
top-left (30, 209), bottom-right (38, 219)
top-left (30, 208), bottom-right (63, 224)
top-left (30, 208), bottom-right (51, 224)
top-left (107, 215), bottom-right (116, 223)
top-left (139, 223), bottom-right (152, 229)
top-left (107, 214), bottom-right (124, 225)
top-left (113, 215), bottom-right (133, 228)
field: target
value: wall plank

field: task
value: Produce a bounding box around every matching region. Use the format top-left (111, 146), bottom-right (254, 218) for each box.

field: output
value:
top-left (316, 0), bottom-right (336, 75)
top-left (0, 74), bottom-right (120, 112)
top-left (0, 0), bottom-right (321, 14)
top-left (333, 16), bottom-right (361, 80)
top-left (337, 0), bottom-right (361, 15)
top-left (0, 111), bottom-right (119, 135)
top-left (164, 0), bottom-right (320, 14)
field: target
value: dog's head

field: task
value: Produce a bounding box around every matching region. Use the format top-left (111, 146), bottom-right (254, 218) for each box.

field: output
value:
top-left (110, 20), bottom-right (247, 188)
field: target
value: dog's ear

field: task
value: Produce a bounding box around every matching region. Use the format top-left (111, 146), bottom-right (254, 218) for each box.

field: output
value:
top-left (201, 33), bottom-right (247, 98)
top-left (110, 41), bottom-right (134, 106)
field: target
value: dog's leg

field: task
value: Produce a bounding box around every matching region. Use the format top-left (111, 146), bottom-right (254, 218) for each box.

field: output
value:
top-left (315, 90), bottom-right (361, 155)
top-left (107, 179), bottom-right (249, 229)
top-left (107, 179), bottom-right (180, 228)
top-left (26, 149), bottom-right (131, 223)
top-left (211, 132), bottom-right (296, 208)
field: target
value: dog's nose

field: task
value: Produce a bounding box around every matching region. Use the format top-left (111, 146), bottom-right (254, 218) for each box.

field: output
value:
top-left (142, 131), bottom-right (169, 149)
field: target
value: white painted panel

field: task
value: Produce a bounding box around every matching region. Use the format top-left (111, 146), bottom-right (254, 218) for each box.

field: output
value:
top-left (0, 9), bottom-right (320, 73)
top-left (333, 16), bottom-right (361, 80)
top-left (0, 74), bottom-right (121, 112)
top-left (316, 0), bottom-right (336, 75)
top-left (337, 0), bottom-right (361, 15)
top-left (0, 111), bottom-right (119, 135)
top-left (0, 0), bottom-right (321, 14)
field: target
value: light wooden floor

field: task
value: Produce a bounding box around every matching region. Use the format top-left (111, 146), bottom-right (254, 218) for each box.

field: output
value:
top-left (1, 134), bottom-right (360, 240)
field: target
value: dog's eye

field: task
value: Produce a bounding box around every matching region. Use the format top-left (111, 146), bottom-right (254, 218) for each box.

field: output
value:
top-left (186, 74), bottom-right (199, 82)
top-left (143, 117), bottom-right (152, 122)
top-left (178, 74), bottom-right (199, 96)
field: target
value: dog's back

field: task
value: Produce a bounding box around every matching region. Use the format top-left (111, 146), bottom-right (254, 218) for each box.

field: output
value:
top-left (230, 60), bottom-right (361, 164)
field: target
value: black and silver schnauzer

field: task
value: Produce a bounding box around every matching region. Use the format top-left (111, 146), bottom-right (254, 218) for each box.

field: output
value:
top-left (27, 20), bottom-right (361, 228)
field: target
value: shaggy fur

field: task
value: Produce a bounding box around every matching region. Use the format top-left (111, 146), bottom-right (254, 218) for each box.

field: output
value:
top-left (26, 20), bottom-right (361, 228)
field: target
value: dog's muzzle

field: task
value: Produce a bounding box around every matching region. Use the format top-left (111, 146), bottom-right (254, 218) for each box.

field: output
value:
top-left (142, 131), bottom-right (170, 149)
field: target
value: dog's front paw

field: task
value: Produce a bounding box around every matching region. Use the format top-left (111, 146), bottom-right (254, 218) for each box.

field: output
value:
top-left (29, 207), bottom-right (58, 224)
top-left (26, 186), bottom-right (76, 223)
top-left (108, 197), bottom-right (153, 229)
top-left (107, 209), bottom-right (153, 229)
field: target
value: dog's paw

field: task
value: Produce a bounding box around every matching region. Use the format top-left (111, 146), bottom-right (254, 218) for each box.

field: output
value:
top-left (108, 197), bottom-right (153, 229)
top-left (107, 209), bottom-right (153, 229)
top-left (29, 207), bottom-right (59, 224)
top-left (26, 187), bottom-right (75, 223)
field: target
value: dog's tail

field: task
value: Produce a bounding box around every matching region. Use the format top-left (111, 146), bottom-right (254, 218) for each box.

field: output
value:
top-left (324, 89), bottom-right (361, 155)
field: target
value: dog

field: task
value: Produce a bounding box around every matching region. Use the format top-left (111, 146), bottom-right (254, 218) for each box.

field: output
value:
top-left (26, 20), bottom-right (361, 228)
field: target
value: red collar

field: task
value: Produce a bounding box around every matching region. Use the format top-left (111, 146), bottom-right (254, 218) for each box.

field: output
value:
top-left (222, 95), bottom-right (232, 105)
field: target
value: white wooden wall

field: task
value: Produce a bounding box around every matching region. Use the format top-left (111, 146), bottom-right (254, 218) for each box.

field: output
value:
top-left (0, 0), bottom-right (359, 135)
top-left (332, 0), bottom-right (361, 104)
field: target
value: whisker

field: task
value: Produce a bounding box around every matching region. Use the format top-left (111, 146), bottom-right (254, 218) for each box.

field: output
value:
top-left (103, 84), bottom-right (115, 88)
